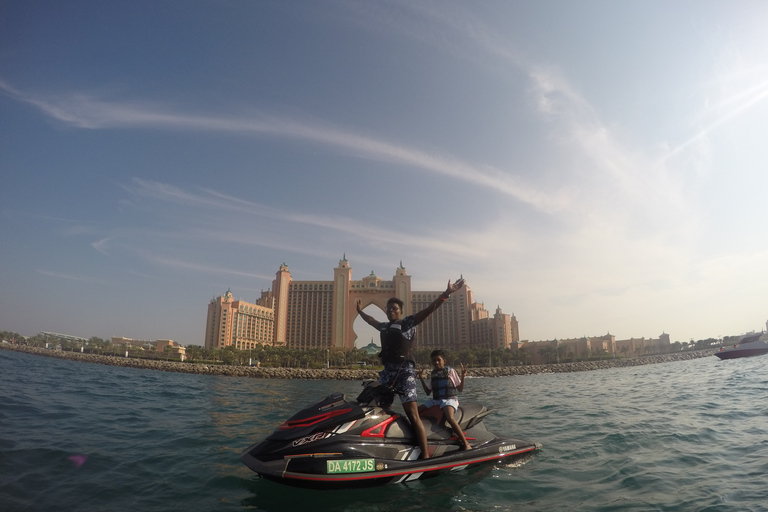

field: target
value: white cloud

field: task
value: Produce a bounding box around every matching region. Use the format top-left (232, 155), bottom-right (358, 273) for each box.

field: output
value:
top-left (124, 179), bottom-right (488, 260)
top-left (91, 238), bottom-right (111, 255)
top-left (137, 253), bottom-right (267, 279)
top-left (2, 80), bottom-right (562, 213)
top-left (36, 269), bottom-right (111, 285)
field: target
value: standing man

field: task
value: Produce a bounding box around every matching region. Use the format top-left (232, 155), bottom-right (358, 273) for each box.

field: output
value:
top-left (356, 278), bottom-right (464, 459)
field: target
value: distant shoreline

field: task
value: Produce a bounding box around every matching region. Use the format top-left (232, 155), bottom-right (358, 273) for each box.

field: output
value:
top-left (1, 343), bottom-right (715, 379)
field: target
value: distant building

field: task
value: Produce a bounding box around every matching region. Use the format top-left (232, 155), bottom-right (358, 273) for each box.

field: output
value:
top-left (615, 333), bottom-right (671, 356)
top-left (522, 334), bottom-right (616, 365)
top-left (39, 331), bottom-right (87, 343)
top-left (204, 289), bottom-right (277, 350)
top-left (154, 339), bottom-right (186, 361)
top-left (111, 336), bottom-right (149, 348)
top-left (522, 332), bottom-right (672, 365)
top-left (469, 305), bottom-right (520, 350)
top-left (360, 339), bottom-right (381, 355)
top-left (205, 257), bottom-right (519, 352)
top-left (111, 336), bottom-right (187, 360)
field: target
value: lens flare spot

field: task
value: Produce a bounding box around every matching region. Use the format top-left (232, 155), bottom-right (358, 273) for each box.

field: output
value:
top-left (68, 455), bottom-right (88, 468)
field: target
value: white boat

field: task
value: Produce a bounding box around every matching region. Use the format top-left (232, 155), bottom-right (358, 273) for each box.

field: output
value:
top-left (715, 332), bottom-right (768, 360)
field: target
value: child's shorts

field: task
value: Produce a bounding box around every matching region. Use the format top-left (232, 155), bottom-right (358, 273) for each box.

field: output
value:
top-left (422, 397), bottom-right (459, 411)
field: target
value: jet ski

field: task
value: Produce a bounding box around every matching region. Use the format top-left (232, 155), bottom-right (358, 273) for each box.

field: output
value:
top-left (240, 382), bottom-right (541, 489)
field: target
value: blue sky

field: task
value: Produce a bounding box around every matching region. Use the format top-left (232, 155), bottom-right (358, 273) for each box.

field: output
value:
top-left (2, 0), bottom-right (767, 347)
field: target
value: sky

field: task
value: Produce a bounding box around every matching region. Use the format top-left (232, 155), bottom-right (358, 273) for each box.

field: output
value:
top-left (2, 0), bottom-right (767, 348)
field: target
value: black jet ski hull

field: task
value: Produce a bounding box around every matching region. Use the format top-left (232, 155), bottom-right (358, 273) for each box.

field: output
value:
top-left (241, 436), bottom-right (539, 489)
top-left (240, 389), bottom-right (541, 489)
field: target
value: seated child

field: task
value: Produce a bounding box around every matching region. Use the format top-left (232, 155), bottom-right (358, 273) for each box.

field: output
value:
top-left (418, 349), bottom-right (472, 451)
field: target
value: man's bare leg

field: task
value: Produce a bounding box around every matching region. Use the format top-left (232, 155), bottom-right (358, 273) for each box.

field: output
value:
top-left (403, 401), bottom-right (430, 459)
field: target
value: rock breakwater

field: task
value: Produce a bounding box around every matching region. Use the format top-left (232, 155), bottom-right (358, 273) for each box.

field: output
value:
top-left (1, 343), bottom-right (714, 380)
top-left (468, 350), bottom-right (714, 377)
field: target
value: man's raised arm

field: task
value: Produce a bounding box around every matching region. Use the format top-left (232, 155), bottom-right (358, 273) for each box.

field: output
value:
top-left (356, 299), bottom-right (381, 327)
top-left (412, 279), bottom-right (465, 325)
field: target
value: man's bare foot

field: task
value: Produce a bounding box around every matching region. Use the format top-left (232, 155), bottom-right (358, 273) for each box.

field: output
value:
top-left (460, 442), bottom-right (471, 451)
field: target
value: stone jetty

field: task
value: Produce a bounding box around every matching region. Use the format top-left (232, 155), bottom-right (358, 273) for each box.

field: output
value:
top-left (1, 343), bottom-right (715, 380)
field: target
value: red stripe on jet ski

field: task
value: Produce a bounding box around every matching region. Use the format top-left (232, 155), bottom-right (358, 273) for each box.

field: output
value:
top-left (278, 408), bottom-right (354, 430)
top-left (360, 415), bottom-right (399, 437)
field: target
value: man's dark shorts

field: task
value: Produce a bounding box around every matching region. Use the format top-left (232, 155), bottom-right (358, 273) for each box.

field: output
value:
top-left (378, 361), bottom-right (418, 404)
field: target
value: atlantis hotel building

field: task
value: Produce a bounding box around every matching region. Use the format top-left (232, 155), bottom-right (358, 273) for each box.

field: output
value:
top-left (205, 257), bottom-right (519, 352)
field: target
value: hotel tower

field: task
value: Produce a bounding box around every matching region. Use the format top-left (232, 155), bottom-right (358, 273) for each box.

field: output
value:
top-left (205, 257), bottom-right (518, 352)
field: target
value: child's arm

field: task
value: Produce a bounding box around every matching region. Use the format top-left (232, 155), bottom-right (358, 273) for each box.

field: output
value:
top-left (455, 363), bottom-right (468, 392)
top-left (418, 368), bottom-right (432, 396)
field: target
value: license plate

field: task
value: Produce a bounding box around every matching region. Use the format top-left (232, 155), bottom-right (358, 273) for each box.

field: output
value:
top-left (326, 458), bottom-right (375, 474)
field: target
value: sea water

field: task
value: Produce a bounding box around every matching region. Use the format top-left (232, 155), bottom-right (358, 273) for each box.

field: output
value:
top-left (1, 349), bottom-right (766, 511)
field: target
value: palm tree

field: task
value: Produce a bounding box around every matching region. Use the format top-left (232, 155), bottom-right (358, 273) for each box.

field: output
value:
top-left (414, 347), bottom-right (432, 367)
top-left (185, 344), bottom-right (203, 362)
top-left (458, 349), bottom-right (478, 368)
top-left (87, 336), bottom-right (106, 354)
top-left (540, 345), bottom-right (559, 364)
top-left (495, 348), bottom-right (512, 366)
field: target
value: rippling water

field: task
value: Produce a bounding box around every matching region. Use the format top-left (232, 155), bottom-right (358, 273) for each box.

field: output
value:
top-left (1, 349), bottom-right (767, 511)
